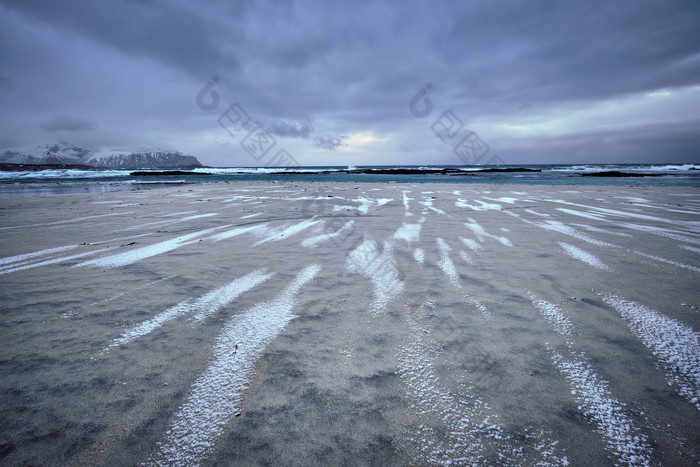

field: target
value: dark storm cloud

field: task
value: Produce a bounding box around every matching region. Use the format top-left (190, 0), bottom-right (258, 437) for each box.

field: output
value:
top-left (1, 0), bottom-right (699, 163)
top-left (498, 118), bottom-right (700, 164)
top-left (264, 118), bottom-right (347, 151)
top-left (313, 134), bottom-right (347, 151)
top-left (39, 115), bottom-right (97, 133)
top-left (1, 0), bottom-right (233, 77)
top-left (265, 118), bottom-right (314, 139)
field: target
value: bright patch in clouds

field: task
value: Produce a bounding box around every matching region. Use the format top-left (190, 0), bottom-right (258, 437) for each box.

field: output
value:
top-left (338, 132), bottom-right (389, 152)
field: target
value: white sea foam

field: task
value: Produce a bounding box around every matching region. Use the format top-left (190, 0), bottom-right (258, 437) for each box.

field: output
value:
top-left (549, 346), bottom-right (652, 466)
top-left (75, 227), bottom-right (220, 268)
top-left (377, 198), bottom-right (393, 206)
top-left (347, 240), bottom-right (404, 316)
top-left (604, 295), bottom-right (700, 410)
top-left (436, 238), bottom-right (460, 288)
top-left (680, 245), bottom-right (700, 254)
top-left (240, 212), bottom-right (263, 219)
top-left (147, 265), bottom-right (319, 466)
top-left (301, 220), bottom-right (354, 247)
top-left (104, 269), bottom-right (273, 351)
top-left (559, 242), bottom-right (611, 271)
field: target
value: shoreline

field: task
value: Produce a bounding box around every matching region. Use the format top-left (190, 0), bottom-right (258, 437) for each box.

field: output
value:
top-left (1, 181), bottom-right (698, 465)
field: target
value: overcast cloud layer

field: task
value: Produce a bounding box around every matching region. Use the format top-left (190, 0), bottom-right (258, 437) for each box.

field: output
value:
top-left (1, 0), bottom-right (699, 166)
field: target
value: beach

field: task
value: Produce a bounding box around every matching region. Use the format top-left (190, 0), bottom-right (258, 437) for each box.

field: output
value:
top-left (0, 181), bottom-right (699, 465)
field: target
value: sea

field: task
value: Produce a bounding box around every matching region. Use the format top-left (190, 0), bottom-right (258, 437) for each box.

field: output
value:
top-left (0, 163), bottom-right (697, 197)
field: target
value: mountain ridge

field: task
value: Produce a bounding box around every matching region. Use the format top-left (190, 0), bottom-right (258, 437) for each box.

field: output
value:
top-left (0, 142), bottom-right (203, 169)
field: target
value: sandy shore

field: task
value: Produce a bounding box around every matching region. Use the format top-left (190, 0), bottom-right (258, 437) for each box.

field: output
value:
top-left (0, 181), bottom-right (699, 465)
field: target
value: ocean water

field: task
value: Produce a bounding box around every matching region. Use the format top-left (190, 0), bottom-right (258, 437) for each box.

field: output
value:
top-left (0, 163), bottom-right (697, 197)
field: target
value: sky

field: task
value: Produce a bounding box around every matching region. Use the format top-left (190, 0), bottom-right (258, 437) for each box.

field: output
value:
top-left (1, 0), bottom-right (699, 167)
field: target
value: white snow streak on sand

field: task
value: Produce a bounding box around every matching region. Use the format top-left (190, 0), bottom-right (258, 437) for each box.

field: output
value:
top-left (549, 347), bottom-right (652, 466)
top-left (347, 240), bottom-right (404, 316)
top-left (114, 213), bottom-right (219, 233)
top-left (527, 294), bottom-right (652, 465)
top-left (104, 269), bottom-right (273, 351)
top-left (459, 250), bottom-right (472, 264)
top-left (456, 199), bottom-right (502, 211)
top-left (467, 295), bottom-right (491, 319)
top-left (0, 247), bottom-right (113, 275)
top-left (413, 248), bottom-right (425, 265)
top-left (547, 199), bottom-right (694, 227)
top-left (0, 211), bottom-right (133, 231)
top-left (528, 294), bottom-right (575, 337)
top-left (393, 222), bottom-right (422, 243)
top-left (420, 197), bottom-right (446, 215)
top-left (632, 251), bottom-right (700, 274)
top-left (253, 218), bottom-right (322, 246)
top-left (0, 244), bottom-right (78, 266)
top-left (525, 209), bottom-right (550, 217)
top-left (464, 219), bottom-right (512, 247)
top-left (680, 245), bottom-right (700, 254)
top-left (353, 197), bottom-right (374, 214)
top-left (403, 190), bottom-right (413, 216)
top-left (485, 197), bottom-right (520, 204)
top-left (603, 295), bottom-right (700, 410)
top-left (301, 220), bottom-right (354, 247)
top-left (147, 265), bottom-right (319, 467)
top-left (208, 224), bottom-right (268, 241)
top-left (459, 236), bottom-right (481, 251)
top-left (533, 221), bottom-right (616, 247)
top-left (620, 223), bottom-right (700, 245)
top-left (398, 303), bottom-right (566, 465)
top-left (559, 242), bottom-right (611, 271)
top-left (556, 208), bottom-right (607, 221)
top-left (75, 227), bottom-right (221, 268)
top-left (159, 210), bottom-right (199, 217)
top-left (571, 224), bottom-right (632, 238)
top-left (436, 238), bottom-right (460, 288)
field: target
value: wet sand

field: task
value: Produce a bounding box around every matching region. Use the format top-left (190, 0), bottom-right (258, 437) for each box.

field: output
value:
top-left (0, 182), bottom-right (699, 465)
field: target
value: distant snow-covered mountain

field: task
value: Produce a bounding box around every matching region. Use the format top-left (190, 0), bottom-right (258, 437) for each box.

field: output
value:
top-left (0, 142), bottom-right (203, 169)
